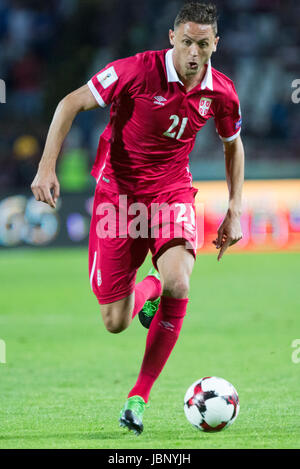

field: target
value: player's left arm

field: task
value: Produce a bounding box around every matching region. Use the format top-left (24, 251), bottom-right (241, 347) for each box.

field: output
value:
top-left (213, 135), bottom-right (244, 261)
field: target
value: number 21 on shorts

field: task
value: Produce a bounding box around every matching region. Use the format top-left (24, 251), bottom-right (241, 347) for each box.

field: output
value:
top-left (175, 203), bottom-right (195, 231)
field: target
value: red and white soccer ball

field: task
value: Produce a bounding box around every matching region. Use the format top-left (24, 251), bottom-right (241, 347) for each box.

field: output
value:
top-left (184, 376), bottom-right (240, 432)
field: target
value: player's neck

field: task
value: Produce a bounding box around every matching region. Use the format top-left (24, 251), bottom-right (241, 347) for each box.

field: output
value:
top-left (177, 66), bottom-right (206, 93)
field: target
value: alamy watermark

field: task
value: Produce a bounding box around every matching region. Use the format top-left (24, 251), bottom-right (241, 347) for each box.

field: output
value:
top-left (291, 79), bottom-right (300, 104)
top-left (291, 339), bottom-right (300, 364)
top-left (0, 339), bottom-right (6, 364)
top-left (0, 79), bottom-right (6, 103)
top-left (94, 195), bottom-right (203, 250)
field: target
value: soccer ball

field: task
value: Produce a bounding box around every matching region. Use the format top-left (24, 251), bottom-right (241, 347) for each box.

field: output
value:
top-left (184, 376), bottom-right (239, 432)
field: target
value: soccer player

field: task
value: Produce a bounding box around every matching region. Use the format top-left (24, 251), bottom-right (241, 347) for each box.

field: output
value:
top-left (31, 2), bottom-right (244, 435)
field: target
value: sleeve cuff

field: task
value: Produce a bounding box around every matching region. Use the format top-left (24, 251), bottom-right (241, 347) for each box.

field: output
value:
top-left (219, 128), bottom-right (241, 142)
top-left (87, 79), bottom-right (107, 108)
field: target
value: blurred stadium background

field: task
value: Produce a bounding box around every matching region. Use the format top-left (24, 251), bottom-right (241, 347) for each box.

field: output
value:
top-left (0, 0), bottom-right (300, 251)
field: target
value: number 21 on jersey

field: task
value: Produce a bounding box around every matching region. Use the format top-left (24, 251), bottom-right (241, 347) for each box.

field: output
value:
top-left (163, 115), bottom-right (188, 140)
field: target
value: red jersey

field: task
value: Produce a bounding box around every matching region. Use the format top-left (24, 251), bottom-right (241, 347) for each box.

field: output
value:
top-left (87, 48), bottom-right (242, 196)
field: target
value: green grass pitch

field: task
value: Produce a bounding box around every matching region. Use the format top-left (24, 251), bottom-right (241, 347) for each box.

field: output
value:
top-left (0, 248), bottom-right (299, 449)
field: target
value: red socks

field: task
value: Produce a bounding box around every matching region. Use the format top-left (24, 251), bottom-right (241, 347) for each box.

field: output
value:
top-left (132, 275), bottom-right (162, 319)
top-left (128, 295), bottom-right (188, 402)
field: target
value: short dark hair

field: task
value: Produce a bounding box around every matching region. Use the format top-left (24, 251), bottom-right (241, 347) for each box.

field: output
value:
top-left (174, 2), bottom-right (218, 36)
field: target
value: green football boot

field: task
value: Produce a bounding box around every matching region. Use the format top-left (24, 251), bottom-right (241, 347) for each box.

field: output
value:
top-left (138, 267), bottom-right (161, 329)
top-left (119, 395), bottom-right (148, 435)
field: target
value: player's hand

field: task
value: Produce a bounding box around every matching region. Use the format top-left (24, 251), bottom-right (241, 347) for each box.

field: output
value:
top-left (31, 167), bottom-right (60, 209)
top-left (212, 211), bottom-right (242, 261)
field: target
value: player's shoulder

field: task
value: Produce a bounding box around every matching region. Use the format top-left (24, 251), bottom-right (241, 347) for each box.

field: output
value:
top-left (211, 66), bottom-right (238, 98)
top-left (134, 49), bottom-right (167, 68)
top-left (119, 49), bottom-right (165, 64)
top-left (113, 49), bottom-right (166, 75)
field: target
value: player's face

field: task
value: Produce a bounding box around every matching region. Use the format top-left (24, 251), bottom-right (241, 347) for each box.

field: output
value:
top-left (169, 22), bottom-right (219, 78)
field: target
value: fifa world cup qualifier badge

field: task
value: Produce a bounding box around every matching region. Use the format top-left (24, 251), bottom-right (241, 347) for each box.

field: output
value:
top-left (199, 97), bottom-right (212, 117)
top-left (97, 66), bottom-right (118, 89)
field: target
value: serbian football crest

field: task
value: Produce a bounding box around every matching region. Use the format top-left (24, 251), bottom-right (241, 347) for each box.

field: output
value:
top-left (199, 97), bottom-right (212, 117)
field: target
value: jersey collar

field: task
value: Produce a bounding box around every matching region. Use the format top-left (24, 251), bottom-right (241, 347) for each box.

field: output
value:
top-left (165, 48), bottom-right (213, 91)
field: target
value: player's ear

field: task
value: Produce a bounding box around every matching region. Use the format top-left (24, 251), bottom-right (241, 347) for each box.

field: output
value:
top-left (169, 29), bottom-right (175, 46)
top-left (213, 36), bottom-right (220, 52)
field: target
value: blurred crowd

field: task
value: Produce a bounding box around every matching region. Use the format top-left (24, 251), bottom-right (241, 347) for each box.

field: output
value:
top-left (0, 0), bottom-right (299, 190)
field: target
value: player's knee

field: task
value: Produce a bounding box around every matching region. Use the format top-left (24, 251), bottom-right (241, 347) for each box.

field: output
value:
top-left (162, 275), bottom-right (190, 299)
top-left (105, 320), bottom-right (127, 334)
top-left (100, 304), bottom-right (131, 334)
top-left (103, 315), bottom-right (129, 334)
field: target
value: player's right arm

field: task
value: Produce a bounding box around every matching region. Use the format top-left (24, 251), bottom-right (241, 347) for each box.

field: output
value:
top-left (31, 84), bottom-right (99, 208)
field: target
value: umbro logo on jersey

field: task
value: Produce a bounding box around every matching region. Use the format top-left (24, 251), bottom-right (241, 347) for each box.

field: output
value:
top-left (153, 96), bottom-right (167, 106)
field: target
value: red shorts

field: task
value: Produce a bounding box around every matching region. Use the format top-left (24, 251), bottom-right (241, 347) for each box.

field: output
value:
top-left (88, 185), bottom-right (198, 304)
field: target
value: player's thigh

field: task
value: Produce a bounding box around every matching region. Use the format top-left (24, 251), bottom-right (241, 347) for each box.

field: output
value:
top-left (149, 188), bottom-right (197, 296)
top-left (89, 187), bottom-right (149, 307)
